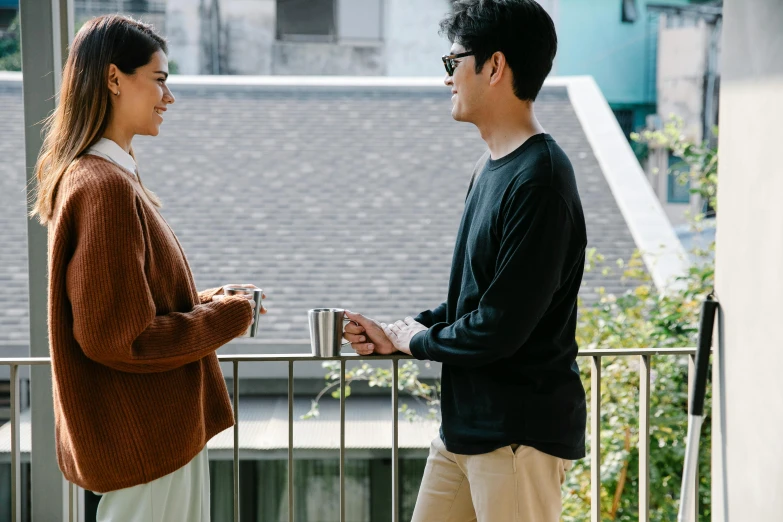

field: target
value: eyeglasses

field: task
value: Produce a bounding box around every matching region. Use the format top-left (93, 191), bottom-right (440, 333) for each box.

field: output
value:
top-left (441, 51), bottom-right (474, 76)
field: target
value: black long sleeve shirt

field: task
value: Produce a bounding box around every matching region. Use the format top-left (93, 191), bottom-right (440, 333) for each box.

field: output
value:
top-left (410, 134), bottom-right (587, 459)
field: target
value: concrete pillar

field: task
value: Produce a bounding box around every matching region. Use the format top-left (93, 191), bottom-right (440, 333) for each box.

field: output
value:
top-left (19, 0), bottom-right (72, 518)
top-left (712, 0), bottom-right (783, 520)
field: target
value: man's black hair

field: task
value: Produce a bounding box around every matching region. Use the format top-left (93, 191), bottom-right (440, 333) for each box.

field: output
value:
top-left (441, 0), bottom-right (557, 101)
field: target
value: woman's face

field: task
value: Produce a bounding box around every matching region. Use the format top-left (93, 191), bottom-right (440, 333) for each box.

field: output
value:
top-left (110, 50), bottom-right (175, 137)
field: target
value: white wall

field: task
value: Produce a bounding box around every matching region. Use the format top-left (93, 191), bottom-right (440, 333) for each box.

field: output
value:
top-left (339, 0), bottom-right (383, 40)
top-left (713, 0), bottom-right (783, 520)
top-left (384, 0), bottom-right (451, 76)
top-left (222, 0), bottom-right (275, 75)
top-left (657, 16), bottom-right (710, 142)
top-left (272, 41), bottom-right (385, 75)
top-left (537, 0), bottom-right (559, 73)
top-left (165, 0), bottom-right (203, 74)
top-left (164, 0), bottom-right (560, 77)
top-left (384, 0), bottom-right (560, 77)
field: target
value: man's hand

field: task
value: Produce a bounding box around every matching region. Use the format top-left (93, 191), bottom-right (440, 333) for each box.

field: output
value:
top-left (383, 317), bottom-right (427, 355)
top-left (344, 311), bottom-right (398, 356)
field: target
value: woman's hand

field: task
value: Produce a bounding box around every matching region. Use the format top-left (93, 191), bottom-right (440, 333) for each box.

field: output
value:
top-left (213, 285), bottom-right (267, 326)
top-left (214, 284), bottom-right (268, 315)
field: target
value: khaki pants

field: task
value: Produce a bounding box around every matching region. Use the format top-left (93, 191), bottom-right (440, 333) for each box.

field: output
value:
top-left (411, 437), bottom-right (571, 522)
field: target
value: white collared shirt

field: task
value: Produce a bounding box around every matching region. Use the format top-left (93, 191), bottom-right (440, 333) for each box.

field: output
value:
top-left (87, 138), bottom-right (138, 178)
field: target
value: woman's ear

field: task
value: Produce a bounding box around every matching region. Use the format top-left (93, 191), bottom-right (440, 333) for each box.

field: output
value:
top-left (107, 64), bottom-right (120, 96)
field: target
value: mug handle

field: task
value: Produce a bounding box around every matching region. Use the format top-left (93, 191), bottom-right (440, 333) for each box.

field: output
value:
top-left (341, 317), bottom-right (358, 346)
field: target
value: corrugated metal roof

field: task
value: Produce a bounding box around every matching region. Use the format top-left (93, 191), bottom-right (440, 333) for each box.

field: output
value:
top-left (0, 396), bottom-right (439, 458)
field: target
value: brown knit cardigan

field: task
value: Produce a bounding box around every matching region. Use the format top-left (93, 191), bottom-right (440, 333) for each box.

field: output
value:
top-left (47, 155), bottom-right (253, 493)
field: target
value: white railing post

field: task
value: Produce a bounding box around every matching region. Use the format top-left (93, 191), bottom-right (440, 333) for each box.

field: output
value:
top-left (391, 359), bottom-right (400, 522)
top-left (590, 356), bottom-right (601, 522)
top-left (10, 364), bottom-right (21, 522)
top-left (339, 359), bottom-right (346, 522)
top-left (288, 360), bottom-right (294, 522)
top-left (233, 360), bottom-right (240, 522)
top-left (639, 354), bottom-right (652, 522)
top-left (686, 354), bottom-right (699, 522)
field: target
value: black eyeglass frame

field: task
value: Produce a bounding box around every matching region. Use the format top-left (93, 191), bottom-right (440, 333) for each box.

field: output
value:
top-left (441, 51), bottom-right (474, 76)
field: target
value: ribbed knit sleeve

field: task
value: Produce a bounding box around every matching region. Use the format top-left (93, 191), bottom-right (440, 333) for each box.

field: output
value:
top-left (64, 172), bottom-right (253, 373)
top-left (198, 287), bottom-right (223, 304)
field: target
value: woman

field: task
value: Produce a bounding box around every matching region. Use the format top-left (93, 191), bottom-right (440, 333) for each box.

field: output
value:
top-left (30, 15), bottom-right (261, 521)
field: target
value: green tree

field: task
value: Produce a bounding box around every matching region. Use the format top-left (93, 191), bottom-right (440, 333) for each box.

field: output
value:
top-left (632, 115), bottom-right (718, 213)
top-left (310, 117), bottom-right (717, 521)
top-left (563, 247), bottom-right (713, 521)
top-left (0, 14), bottom-right (21, 72)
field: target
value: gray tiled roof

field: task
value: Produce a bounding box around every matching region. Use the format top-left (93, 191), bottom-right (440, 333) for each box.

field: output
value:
top-left (0, 80), bottom-right (641, 344)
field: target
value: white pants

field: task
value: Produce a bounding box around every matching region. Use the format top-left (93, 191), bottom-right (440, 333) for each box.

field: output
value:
top-left (96, 448), bottom-right (210, 522)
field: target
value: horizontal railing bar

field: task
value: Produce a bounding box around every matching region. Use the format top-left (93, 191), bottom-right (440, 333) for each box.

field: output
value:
top-left (0, 357), bottom-right (52, 366)
top-left (0, 348), bottom-right (699, 367)
top-left (581, 348), bottom-right (696, 357)
top-left (220, 354), bottom-right (415, 362)
top-left (217, 348), bottom-right (698, 361)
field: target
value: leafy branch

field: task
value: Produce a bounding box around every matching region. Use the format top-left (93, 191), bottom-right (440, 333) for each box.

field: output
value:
top-left (632, 115), bottom-right (718, 214)
top-left (302, 360), bottom-right (441, 422)
top-left (0, 14), bottom-right (21, 72)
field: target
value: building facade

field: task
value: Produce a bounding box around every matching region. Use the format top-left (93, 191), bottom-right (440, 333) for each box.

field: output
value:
top-left (165, 0), bottom-right (454, 76)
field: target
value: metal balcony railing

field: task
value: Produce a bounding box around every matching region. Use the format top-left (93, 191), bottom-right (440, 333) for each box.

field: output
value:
top-left (0, 347), bottom-right (702, 522)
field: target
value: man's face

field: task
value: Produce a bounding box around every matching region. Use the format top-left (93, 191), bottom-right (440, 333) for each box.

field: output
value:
top-left (444, 42), bottom-right (484, 123)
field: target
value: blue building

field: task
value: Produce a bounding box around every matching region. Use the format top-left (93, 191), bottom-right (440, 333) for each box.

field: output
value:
top-left (0, 0), bottom-right (16, 30)
top-left (555, 0), bottom-right (714, 137)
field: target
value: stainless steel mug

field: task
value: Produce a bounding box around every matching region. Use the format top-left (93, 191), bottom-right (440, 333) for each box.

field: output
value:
top-left (308, 308), bottom-right (352, 357)
top-left (223, 285), bottom-right (263, 337)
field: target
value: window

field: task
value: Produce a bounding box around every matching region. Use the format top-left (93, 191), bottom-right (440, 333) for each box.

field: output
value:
top-left (612, 109), bottom-right (634, 139)
top-left (0, 5), bottom-right (17, 31)
top-left (276, 0), bottom-right (383, 43)
top-left (621, 0), bottom-right (638, 24)
top-left (667, 154), bottom-right (691, 204)
top-left (277, 0), bottom-right (336, 42)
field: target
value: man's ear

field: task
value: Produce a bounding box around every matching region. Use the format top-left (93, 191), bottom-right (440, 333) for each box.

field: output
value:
top-left (107, 64), bottom-right (120, 95)
top-left (488, 52), bottom-right (507, 87)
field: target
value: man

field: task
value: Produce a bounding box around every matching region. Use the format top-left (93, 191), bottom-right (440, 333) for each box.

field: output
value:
top-left (344, 1), bottom-right (586, 520)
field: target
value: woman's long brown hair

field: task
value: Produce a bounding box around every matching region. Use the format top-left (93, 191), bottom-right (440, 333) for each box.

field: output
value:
top-left (31, 15), bottom-right (166, 224)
